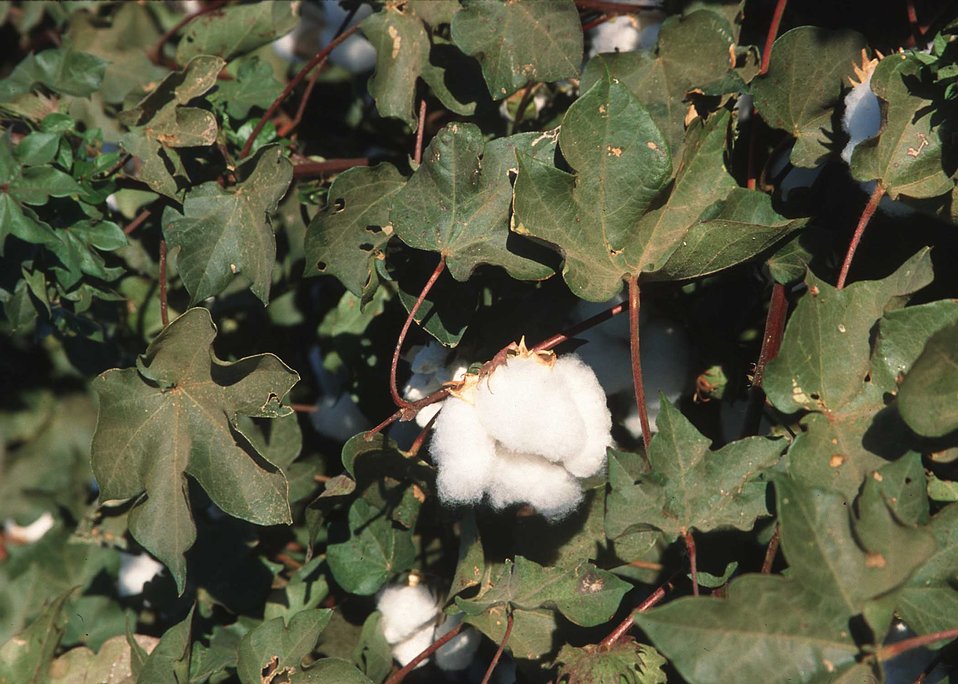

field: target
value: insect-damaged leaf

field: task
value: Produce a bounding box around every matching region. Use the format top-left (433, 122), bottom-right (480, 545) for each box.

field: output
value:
top-left (304, 163), bottom-right (405, 301)
top-left (362, 6), bottom-right (430, 128)
top-left (391, 123), bottom-right (556, 282)
top-left (164, 144), bottom-right (293, 306)
top-left (175, 1), bottom-right (298, 64)
top-left (451, 0), bottom-right (582, 100)
top-left (91, 308), bottom-right (297, 593)
top-left (606, 400), bottom-right (783, 541)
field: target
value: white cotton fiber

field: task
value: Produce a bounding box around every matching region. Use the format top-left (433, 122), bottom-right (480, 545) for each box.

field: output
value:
top-left (430, 395), bottom-right (496, 504)
top-left (589, 16), bottom-right (642, 57)
top-left (3, 511), bottom-right (55, 544)
top-left (553, 355), bottom-right (613, 478)
top-left (487, 450), bottom-right (584, 521)
top-left (390, 623), bottom-right (435, 668)
top-left (476, 355), bottom-right (587, 465)
top-left (377, 584), bottom-right (439, 644)
top-left (434, 614), bottom-right (482, 672)
top-left (118, 552), bottom-right (165, 597)
top-left (841, 66), bottom-right (881, 164)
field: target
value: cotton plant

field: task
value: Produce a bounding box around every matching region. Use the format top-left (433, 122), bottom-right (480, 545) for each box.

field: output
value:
top-left (376, 581), bottom-right (481, 671)
top-left (118, 551), bottom-right (165, 597)
top-left (272, 1), bottom-right (375, 73)
top-left (402, 342), bottom-right (469, 428)
top-left (307, 347), bottom-right (370, 442)
top-left (430, 342), bottom-right (612, 521)
top-left (3, 511), bottom-right (55, 544)
top-left (841, 50), bottom-right (882, 165)
top-left (587, 10), bottom-right (663, 58)
top-left (574, 300), bottom-right (692, 441)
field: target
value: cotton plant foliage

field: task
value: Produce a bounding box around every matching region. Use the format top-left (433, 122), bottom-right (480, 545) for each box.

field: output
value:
top-left (430, 342), bottom-right (612, 520)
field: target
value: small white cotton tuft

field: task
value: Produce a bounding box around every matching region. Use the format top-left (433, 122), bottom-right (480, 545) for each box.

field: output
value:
top-left (486, 450), bottom-right (583, 521)
top-left (3, 511), bottom-right (55, 544)
top-left (434, 614), bottom-right (482, 672)
top-left (589, 16), bottom-right (642, 57)
top-left (390, 624), bottom-right (435, 668)
top-left (118, 552), bottom-right (165, 597)
top-left (841, 70), bottom-right (881, 164)
top-left (377, 584), bottom-right (439, 644)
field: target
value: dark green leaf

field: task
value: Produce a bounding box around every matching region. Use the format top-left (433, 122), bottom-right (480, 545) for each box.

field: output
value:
top-left (352, 612), bottom-right (393, 684)
top-left (0, 590), bottom-right (71, 684)
top-left (556, 641), bottom-right (667, 684)
top-left (138, 606), bottom-right (193, 684)
top-left (451, 0), bottom-right (582, 100)
top-left (896, 503), bottom-right (958, 638)
top-left (872, 300), bottom-right (958, 393)
top-left (210, 57), bottom-right (283, 119)
top-left (91, 308), bottom-right (298, 592)
top-left (165, 144), bottom-right (293, 305)
top-left (176, 1), bottom-right (298, 64)
top-left (391, 123), bottom-right (556, 281)
top-left (0, 46), bottom-right (107, 102)
top-left (236, 609), bottom-right (333, 684)
top-left (898, 321), bottom-right (958, 437)
top-left (362, 7), bottom-right (430, 128)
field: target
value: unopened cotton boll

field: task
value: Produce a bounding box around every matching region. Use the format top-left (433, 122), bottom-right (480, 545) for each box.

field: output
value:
top-left (841, 53), bottom-right (882, 164)
top-left (118, 552), bottom-right (165, 597)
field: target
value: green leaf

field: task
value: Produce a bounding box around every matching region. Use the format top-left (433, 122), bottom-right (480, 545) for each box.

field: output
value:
top-left (896, 503), bottom-right (958, 639)
top-left (236, 609), bottom-right (333, 684)
top-left (451, 0), bottom-right (582, 100)
top-left (391, 123), bottom-right (556, 282)
top-left (91, 308), bottom-right (298, 593)
top-left (750, 27), bottom-right (867, 167)
top-left (456, 556), bottom-right (630, 628)
top-left (408, 0), bottom-right (460, 27)
top-left (119, 55), bottom-right (224, 198)
top-left (138, 606), bottom-right (194, 684)
top-left (898, 321), bottom-right (958, 437)
top-left (326, 498), bottom-right (416, 596)
top-left (304, 163), bottom-right (405, 300)
top-left (419, 35), bottom-right (491, 116)
top-left (606, 400), bottom-right (782, 541)
top-left (176, 1), bottom-right (298, 64)
top-left (582, 10), bottom-right (735, 157)
top-left (164, 144), bottom-right (293, 305)
top-left (850, 53), bottom-right (954, 199)
top-left (0, 590), bottom-right (71, 684)
top-left (362, 7), bottom-right (430, 128)
top-left (0, 46), bottom-right (107, 102)
top-left (209, 56), bottom-right (283, 119)
top-left (352, 612), bottom-right (393, 684)
top-left (872, 299), bottom-right (958, 392)
top-left (464, 606), bottom-right (556, 662)
top-left (557, 641), bottom-right (666, 684)
top-left (513, 72), bottom-right (671, 301)
top-left (775, 476), bottom-right (935, 617)
top-left (635, 575), bottom-right (861, 684)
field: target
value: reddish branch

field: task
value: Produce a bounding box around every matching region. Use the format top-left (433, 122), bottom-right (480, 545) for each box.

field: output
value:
top-left (532, 301), bottom-right (627, 352)
top-left (407, 411), bottom-right (439, 458)
top-left (383, 622), bottom-right (464, 684)
top-left (878, 628), bottom-right (958, 661)
top-left (742, 282), bottom-right (788, 437)
top-left (289, 403), bottom-right (318, 414)
top-left (414, 99), bottom-right (428, 166)
top-left (683, 530), bottom-right (699, 597)
top-left (760, 0), bottom-right (789, 76)
top-left (240, 24), bottom-right (361, 159)
top-left (761, 525), bottom-right (781, 574)
top-left (123, 207), bottom-right (152, 236)
top-left (390, 256), bottom-right (447, 409)
top-left (837, 183), bottom-right (885, 289)
top-left (627, 275), bottom-right (652, 452)
top-left (292, 158), bottom-right (369, 179)
top-left (481, 612), bottom-right (514, 684)
top-left (158, 239), bottom-right (170, 327)
top-left (600, 579), bottom-right (674, 649)
top-left (148, 0), bottom-right (227, 66)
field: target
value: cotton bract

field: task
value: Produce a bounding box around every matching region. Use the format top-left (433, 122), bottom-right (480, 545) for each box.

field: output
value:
top-left (430, 345), bottom-right (612, 520)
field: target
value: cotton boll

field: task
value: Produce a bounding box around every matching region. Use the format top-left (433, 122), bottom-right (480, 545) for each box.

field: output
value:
top-left (310, 392), bottom-right (370, 442)
top-left (841, 55), bottom-right (882, 164)
top-left (3, 511), bottom-right (55, 544)
top-left (589, 16), bottom-right (642, 57)
top-left (487, 449), bottom-right (583, 521)
top-left (431, 395), bottom-right (497, 504)
top-left (377, 584), bottom-right (440, 644)
top-left (321, 2), bottom-right (376, 73)
top-left (118, 552), bottom-right (165, 597)
top-left (550, 356), bottom-right (612, 478)
top-left (409, 342), bottom-right (451, 376)
top-left (476, 355), bottom-right (588, 466)
top-left (434, 614), bottom-right (482, 672)
top-left (391, 623), bottom-right (435, 668)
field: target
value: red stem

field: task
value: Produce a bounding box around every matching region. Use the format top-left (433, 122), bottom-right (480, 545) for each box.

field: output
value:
top-left (481, 612), bottom-right (514, 684)
top-left (240, 24), bottom-right (361, 159)
top-left (575, 0), bottom-right (661, 14)
top-left (599, 579), bottom-right (674, 649)
top-left (532, 301), bottom-right (627, 353)
top-left (414, 99), bottom-right (427, 166)
top-left (384, 622), bottom-right (464, 684)
top-left (123, 207), bottom-right (152, 236)
top-left (761, 525), bottom-right (781, 574)
top-left (148, 0), bottom-right (227, 66)
top-left (581, 14), bottom-right (612, 32)
top-left (159, 239), bottom-right (169, 327)
top-left (627, 275), bottom-right (652, 452)
top-left (390, 256), bottom-right (446, 409)
top-left (837, 183), bottom-right (885, 289)
top-left (292, 158), bottom-right (369, 178)
top-left (290, 403), bottom-right (318, 413)
top-left (407, 411), bottom-right (439, 458)
top-left (742, 282), bottom-right (788, 437)
top-left (879, 628), bottom-right (958, 661)
top-left (905, 0), bottom-right (922, 47)
top-left (759, 0), bottom-right (789, 76)
top-left (684, 530), bottom-right (699, 597)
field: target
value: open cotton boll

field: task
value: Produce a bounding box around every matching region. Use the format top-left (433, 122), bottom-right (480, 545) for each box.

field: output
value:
top-left (118, 552), bottom-right (165, 597)
top-left (550, 355), bottom-right (613, 478)
top-left (403, 343), bottom-right (468, 428)
top-left (841, 52), bottom-right (882, 164)
top-left (589, 16), bottom-right (642, 57)
top-left (476, 355), bottom-right (588, 466)
top-left (487, 449), bottom-right (583, 521)
top-left (430, 393), bottom-right (497, 504)
top-left (377, 583), bottom-right (440, 644)
top-left (391, 623), bottom-right (435, 668)
top-left (434, 614), bottom-right (482, 672)
top-left (3, 511), bottom-right (55, 544)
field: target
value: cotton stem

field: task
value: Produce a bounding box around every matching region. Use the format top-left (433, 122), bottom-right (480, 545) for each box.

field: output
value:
top-left (878, 627), bottom-right (958, 661)
top-left (599, 578), bottom-right (674, 649)
top-left (159, 239), bottom-right (169, 327)
top-left (627, 275), bottom-right (652, 453)
top-left (481, 611), bottom-right (514, 684)
top-left (383, 622), bottom-right (464, 684)
top-left (837, 183), bottom-right (885, 289)
top-left (684, 530), bottom-right (699, 597)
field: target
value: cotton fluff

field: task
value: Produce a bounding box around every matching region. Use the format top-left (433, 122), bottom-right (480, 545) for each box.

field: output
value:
top-left (3, 511), bottom-right (55, 544)
top-left (841, 52), bottom-right (882, 164)
top-left (433, 614), bottom-right (482, 672)
top-left (587, 7), bottom-right (663, 58)
top-left (403, 343), bottom-right (468, 428)
top-left (118, 552), bottom-right (165, 597)
top-left (430, 345), bottom-right (612, 521)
